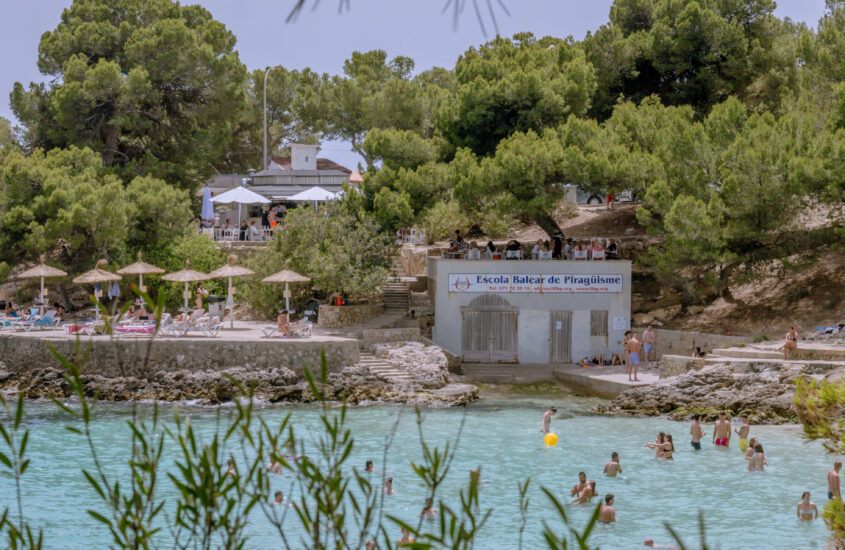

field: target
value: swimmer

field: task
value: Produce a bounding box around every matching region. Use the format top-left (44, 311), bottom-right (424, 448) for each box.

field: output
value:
top-left (571, 472), bottom-right (587, 497)
top-left (364, 460), bottom-right (374, 472)
top-left (662, 435), bottom-right (675, 460)
top-left (271, 490), bottom-right (284, 506)
top-left (712, 412), bottom-right (731, 448)
top-left (690, 415), bottom-right (706, 450)
top-left (267, 450), bottom-right (283, 473)
top-left (541, 406), bottom-right (557, 433)
top-left (420, 498), bottom-right (437, 518)
top-left (383, 477), bottom-right (396, 496)
top-left (603, 452), bottom-right (622, 477)
top-left (469, 469), bottom-right (484, 486)
top-left (829, 461), bottom-right (842, 500)
top-left (735, 415), bottom-right (750, 452)
top-left (747, 443), bottom-right (767, 472)
top-left (397, 527), bottom-right (415, 547)
top-left (645, 433), bottom-right (665, 459)
top-left (644, 539), bottom-right (678, 549)
top-left (744, 438), bottom-right (758, 461)
top-left (225, 458), bottom-right (236, 476)
top-left (796, 492), bottom-right (818, 520)
top-left (598, 494), bottom-right (616, 523)
top-left (365, 541), bottom-right (375, 550)
top-left (570, 480), bottom-right (596, 504)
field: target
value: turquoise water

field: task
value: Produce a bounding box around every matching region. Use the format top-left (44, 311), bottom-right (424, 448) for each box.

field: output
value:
top-left (0, 396), bottom-right (834, 549)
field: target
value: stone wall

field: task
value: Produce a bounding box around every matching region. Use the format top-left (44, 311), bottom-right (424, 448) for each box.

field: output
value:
top-left (361, 328), bottom-right (421, 350)
top-left (659, 355), bottom-right (707, 378)
top-left (318, 304), bottom-right (383, 328)
top-left (0, 333), bottom-right (359, 378)
top-left (397, 247), bottom-right (431, 276)
top-left (653, 329), bottom-right (747, 359)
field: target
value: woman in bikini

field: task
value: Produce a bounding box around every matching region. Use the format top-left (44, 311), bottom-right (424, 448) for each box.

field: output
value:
top-left (778, 326), bottom-right (798, 359)
top-left (644, 432), bottom-right (666, 458)
top-left (796, 492), bottom-right (818, 521)
top-left (570, 480), bottom-right (596, 504)
top-left (744, 438), bottom-right (758, 462)
top-left (747, 443), bottom-right (768, 472)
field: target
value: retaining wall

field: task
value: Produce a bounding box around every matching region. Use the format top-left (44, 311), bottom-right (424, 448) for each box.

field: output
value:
top-left (317, 304), bottom-right (383, 328)
top-left (0, 333), bottom-right (359, 378)
top-left (361, 328), bottom-right (420, 350)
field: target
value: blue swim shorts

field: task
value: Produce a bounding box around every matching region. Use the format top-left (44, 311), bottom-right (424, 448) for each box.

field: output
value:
top-left (644, 343), bottom-right (653, 354)
top-left (629, 352), bottom-right (640, 365)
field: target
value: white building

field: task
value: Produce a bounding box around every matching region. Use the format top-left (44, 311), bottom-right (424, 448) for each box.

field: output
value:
top-left (427, 258), bottom-right (632, 364)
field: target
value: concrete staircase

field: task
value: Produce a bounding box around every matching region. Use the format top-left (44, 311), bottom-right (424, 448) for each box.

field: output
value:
top-left (359, 352), bottom-right (419, 388)
top-left (383, 280), bottom-right (410, 314)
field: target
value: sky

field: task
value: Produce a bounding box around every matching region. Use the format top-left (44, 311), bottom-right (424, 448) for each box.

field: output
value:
top-left (0, 0), bottom-right (830, 170)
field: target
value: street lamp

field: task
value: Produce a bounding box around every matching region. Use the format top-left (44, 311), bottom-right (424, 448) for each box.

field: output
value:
top-left (263, 64), bottom-right (283, 170)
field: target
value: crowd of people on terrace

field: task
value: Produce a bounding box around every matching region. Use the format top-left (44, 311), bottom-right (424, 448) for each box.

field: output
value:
top-left (445, 230), bottom-right (619, 260)
top-left (199, 204), bottom-right (288, 242)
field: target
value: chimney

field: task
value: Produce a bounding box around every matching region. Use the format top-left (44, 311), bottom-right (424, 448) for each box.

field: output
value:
top-left (290, 143), bottom-right (318, 170)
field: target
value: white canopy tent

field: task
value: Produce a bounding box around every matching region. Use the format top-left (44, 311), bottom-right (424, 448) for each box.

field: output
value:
top-left (211, 186), bottom-right (270, 231)
top-left (287, 186), bottom-right (339, 208)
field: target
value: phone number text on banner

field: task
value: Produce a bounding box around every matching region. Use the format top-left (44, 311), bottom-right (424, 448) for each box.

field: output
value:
top-left (447, 273), bottom-right (623, 293)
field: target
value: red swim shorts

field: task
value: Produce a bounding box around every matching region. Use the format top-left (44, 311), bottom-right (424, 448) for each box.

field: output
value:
top-left (715, 438), bottom-right (728, 447)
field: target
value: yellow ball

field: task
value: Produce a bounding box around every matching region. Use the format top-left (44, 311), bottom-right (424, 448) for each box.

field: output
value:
top-left (544, 432), bottom-right (558, 447)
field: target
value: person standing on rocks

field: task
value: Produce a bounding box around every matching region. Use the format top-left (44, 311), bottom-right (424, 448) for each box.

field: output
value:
top-left (541, 406), bottom-right (557, 433)
top-left (829, 461), bottom-right (842, 500)
top-left (777, 326), bottom-right (798, 359)
top-left (625, 331), bottom-right (642, 381)
top-left (713, 412), bottom-right (731, 447)
top-left (690, 415), bottom-right (706, 450)
top-left (642, 326), bottom-right (656, 369)
top-left (735, 415), bottom-right (750, 452)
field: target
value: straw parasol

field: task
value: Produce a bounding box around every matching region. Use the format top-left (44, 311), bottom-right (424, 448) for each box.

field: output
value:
top-left (208, 254), bottom-right (255, 329)
top-left (161, 260), bottom-right (210, 312)
top-left (116, 251), bottom-right (165, 294)
top-left (73, 260), bottom-right (122, 320)
top-left (261, 260), bottom-right (310, 313)
top-left (15, 254), bottom-right (68, 315)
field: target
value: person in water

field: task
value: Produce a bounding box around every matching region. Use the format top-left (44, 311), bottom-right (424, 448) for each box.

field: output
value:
top-left (735, 415), bottom-right (750, 451)
top-left (225, 458), bottom-right (236, 476)
top-left (271, 490), bottom-right (284, 506)
top-left (571, 472), bottom-right (587, 497)
top-left (744, 438), bottom-right (759, 462)
top-left (384, 477), bottom-right (396, 496)
top-left (603, 452), bottom-right (622, 477)
top-left (570, 480), bottom-right (596, 504)
top-left (829, 461), bottom-right (842, 500)
top-left (712, 412), bottom-right (731, 447)
top-left (747, 443), bottom-right (767, 472)
top-left (364, 460), bottom-right (374, 472)
top-left (646, 432), bottom-right (665, 459)
top-left (397, 527), bottom-right (415, 547)
top-left (796, 492), bottom-right (818, 520)
top-left (598, 494), bottom-right (616, 523)
top-left (690, 415), bottom-right (706, 450)
top-left (644, 539), bottom-right (678, 549)
top-left (420, 498), bottom-right (437, 518)
top-left (541, 406), bottom-right (557, 433)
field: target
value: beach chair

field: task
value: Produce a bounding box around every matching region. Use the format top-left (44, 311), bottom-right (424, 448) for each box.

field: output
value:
top-left (261, 326), bottom-right (280, 338)
top-left (114, 324), bottom-right (157, 337)
top-left (17, 316), bottom-right (57, 332)
top-left (289, 319), bottom-right (312, 338)
top-left (183, 316), bottom-right (223, 338)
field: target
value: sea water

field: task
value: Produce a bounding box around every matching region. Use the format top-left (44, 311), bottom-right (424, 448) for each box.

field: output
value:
top-left (0, 396), bottom-right (833, 550)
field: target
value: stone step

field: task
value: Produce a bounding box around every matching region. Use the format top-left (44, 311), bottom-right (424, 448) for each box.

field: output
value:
top-left (711, 348), bottom-right (783, 359)
top-left (702, 356), bottom-right (845, 369)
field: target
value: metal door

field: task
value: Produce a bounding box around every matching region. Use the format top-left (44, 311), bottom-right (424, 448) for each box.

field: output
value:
top-left (550, 310), bottom-right (572, 363)
top-left (460, 295), bottom-right (518, 363)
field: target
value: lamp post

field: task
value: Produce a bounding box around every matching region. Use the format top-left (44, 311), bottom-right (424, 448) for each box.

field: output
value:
top-left (263, 64), bottom-right (283, 170)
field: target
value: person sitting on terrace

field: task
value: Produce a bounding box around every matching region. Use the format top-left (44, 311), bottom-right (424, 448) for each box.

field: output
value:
top-left (505, 240), bottom-right (522, 259)
top-left (539, 241), bottom-right (553, 259)
top-left (454, 229), bottom-right (464, 244)
top-left (239, 221), bottom-right (248, 241)
top-left (532, 239), bottom-right (543, 259)
top-left (485, 241), bottom-right (497, 258)
top-left (466, 241), bottom-right (481, 260)
top-left (277, 309), bottom-right (291, 337)
top-left (573, 241), bottom-right (589, 260)
top-left (224, 219), bottom-right (234, 230)
top-left (606, 239), bottom-right (618, 259)
top-left (552, 232), bottom-right (563, 259)
top-left (249, 220), bottom-right (261, 241)
top-left (564, 238), bottom-right (574, 260)
top-left (52, 303), bottom-right (66, 321)
top-left (590, 239), bottom-right (605, 260)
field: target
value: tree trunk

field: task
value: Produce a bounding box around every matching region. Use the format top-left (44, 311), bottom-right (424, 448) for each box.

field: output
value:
top-left (101, 123), bottom-right (120, 167)
top-left (533, 211), bottom-right (563, 240)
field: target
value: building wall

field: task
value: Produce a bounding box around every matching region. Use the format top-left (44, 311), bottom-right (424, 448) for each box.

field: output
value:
top-left (428, 258), bottom-right (632, 364)
top-left (291, 144), bottom-right (318, 170)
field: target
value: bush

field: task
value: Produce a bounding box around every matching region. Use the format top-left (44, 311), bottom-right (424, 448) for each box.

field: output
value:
top-left (240, 204), bottom-right (391, 317)
top-left (752, 334), bottom-right (771, 343)
top-left (372, 187), bottom-right (414, 232)
top-left (419, 199), bottom-right (471, 243)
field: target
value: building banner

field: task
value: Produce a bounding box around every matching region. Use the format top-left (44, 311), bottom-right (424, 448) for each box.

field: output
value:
top-left (447, 273), bottom-right (623, 293)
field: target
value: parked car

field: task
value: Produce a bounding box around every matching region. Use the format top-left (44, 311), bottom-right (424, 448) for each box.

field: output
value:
top-left (563, 184), bottom-right (636, 205)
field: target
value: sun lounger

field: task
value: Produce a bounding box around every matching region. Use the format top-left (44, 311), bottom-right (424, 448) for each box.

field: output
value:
top-left (15, 316), bottom-right (58, 331)
top-left (261, 326), bottom-right (279, 338)
top-left (114, 324), bottom-right (157, 337)
top-left (262, 320), bottom-right (312, 339)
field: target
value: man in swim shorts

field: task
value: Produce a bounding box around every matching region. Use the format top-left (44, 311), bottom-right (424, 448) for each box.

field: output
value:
top-left (712, 412), bottom-right (731, 447)
top-left (625, 332), bottom-right (642, 381)
top-left (689, 414), bottom-right (706, 450)
top-left (642, 326), bottom-right (655, 369)
top-left (734, 415), bottom-right (750, 451)
top-left (828, 461), bottom-right (841, 500)
top-left (541, 406), bottom-right (557, 433)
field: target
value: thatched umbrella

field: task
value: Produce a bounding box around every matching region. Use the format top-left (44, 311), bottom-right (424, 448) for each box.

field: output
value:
top-left (208, 254), bottom-right (255, 329)
top-left (15, 254), bottom-right (67, 315)
top-left (73, 259), bottom-right (122, 320)
top-left (161, 260), bottom-right (210, 313)
top-left (261, 261), bottom-right (310, 313)
top-left (116, 251), bottom-right (165, 294)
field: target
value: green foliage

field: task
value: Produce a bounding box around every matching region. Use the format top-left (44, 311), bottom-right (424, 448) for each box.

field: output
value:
top-left (441, 33), bottom-right (596, 157)
top-left (363, 128), bottom-right (442, 170)
top-left (10, 0), bottom-right (246, 190)
top-left (125, 176), bottom-right (192, 251)
top-left (143, 232), bottom-right (227, 309)
top-left (240, 204), bottom-right (391, 316)
top-left (373, 188), bottom-right (415, 232)
top-left (420, 199), bottom-right (471, 244)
